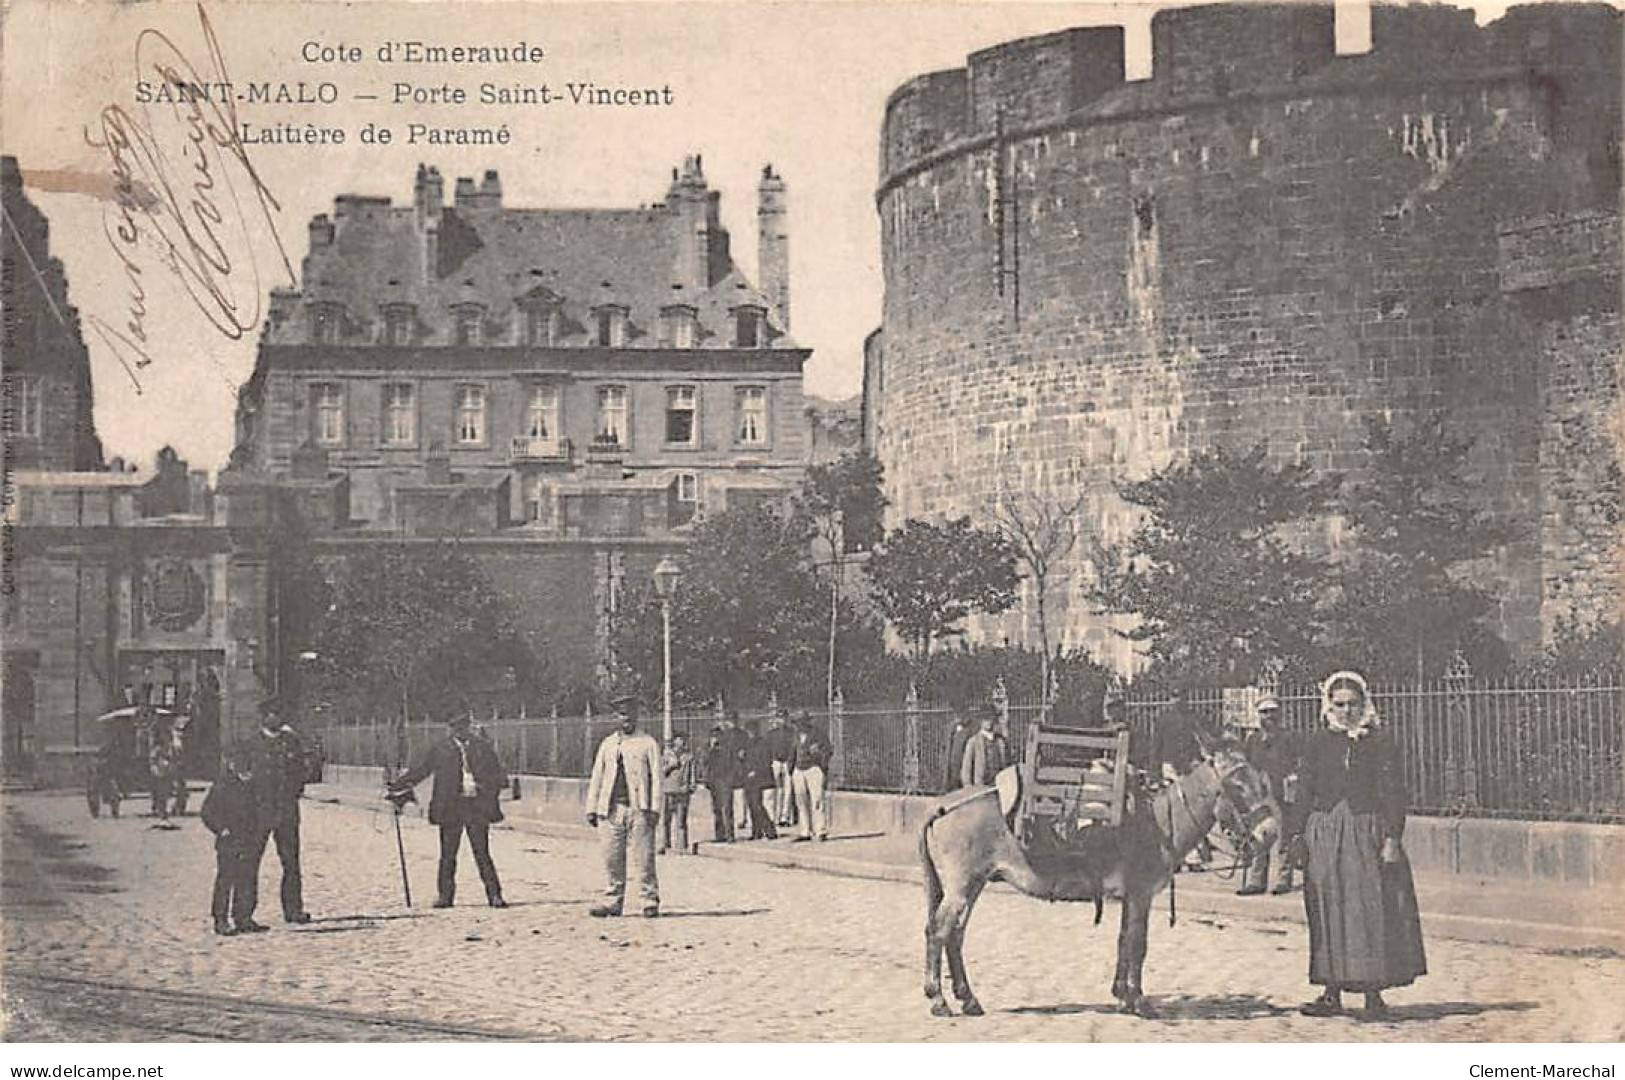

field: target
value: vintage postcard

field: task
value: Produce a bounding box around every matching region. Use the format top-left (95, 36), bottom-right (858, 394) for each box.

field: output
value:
top-left (1, 0), bottom-right (1621, 1057)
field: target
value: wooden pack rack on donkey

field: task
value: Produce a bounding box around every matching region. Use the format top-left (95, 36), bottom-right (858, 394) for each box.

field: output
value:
top-left (1002, 723), bottom-right (1135, 924)
top-left (1014, 724), bottom-right (1131, 915)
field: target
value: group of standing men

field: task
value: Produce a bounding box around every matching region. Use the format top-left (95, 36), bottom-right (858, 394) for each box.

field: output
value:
top-left (199, 698), bottom-right (315, 935)
top-left (667, 708), bottom-right (831, 847)
top-left (200, 691), bottom-right (837, 931)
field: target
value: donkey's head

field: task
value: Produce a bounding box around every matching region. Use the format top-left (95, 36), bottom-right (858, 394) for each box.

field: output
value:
top-left (1203, 740), bottom-right (1283, 861)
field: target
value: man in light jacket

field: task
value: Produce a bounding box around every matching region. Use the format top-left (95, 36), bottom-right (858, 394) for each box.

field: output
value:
top-left (585, 691), bottom-right (663, 917)
top-left (960, 704), bottom-right (1009, 788)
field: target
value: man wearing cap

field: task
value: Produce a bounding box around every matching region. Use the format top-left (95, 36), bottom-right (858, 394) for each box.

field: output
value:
top-left (245, 697), bottom-right (313, 927)
top-left (585, 691), bottom-right (663, 917)
top-left (387, 711), bottom-right (509, 908)
top-left (1240, 693), bottom-right (1300, 896)
top-left (960, 703), bottom-right (1009, 788)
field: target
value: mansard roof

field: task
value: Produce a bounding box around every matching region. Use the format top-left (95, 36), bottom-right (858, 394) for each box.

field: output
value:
top-left (268, 161), bottom-right (793, 349)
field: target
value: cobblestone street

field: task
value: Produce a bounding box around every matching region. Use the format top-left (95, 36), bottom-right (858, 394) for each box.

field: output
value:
top-left (4, 791), bottom-right (1622, 1042)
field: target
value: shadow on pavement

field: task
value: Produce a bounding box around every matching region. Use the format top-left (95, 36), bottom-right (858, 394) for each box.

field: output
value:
top-left (290, 923), bottom-right (381, 935)
top-left (655, 907), bottom-right (771, 919)
top-left (1374, 1000), bottom-right (1542, 1023)
top-left (1007, 994), bottom-right (1292, 1021)
top-left (306, 912), bottom-right (425, 924)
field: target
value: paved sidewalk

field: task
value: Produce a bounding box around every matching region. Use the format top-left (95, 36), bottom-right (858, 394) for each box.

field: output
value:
top-left (6, 789), bottom-right (1624, 1041)
top-left (689, 830), bottom-right (1625, 955)
top-left (314, 781), bottom-right (1625, 953)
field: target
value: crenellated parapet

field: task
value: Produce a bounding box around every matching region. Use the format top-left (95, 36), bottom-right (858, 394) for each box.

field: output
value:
top-left (1148, 3), bottom-right (1333, 99)
top-left (878, 2), bottom-right (1621, 195)
top-left (967, 26), bottom-right (1124, 135)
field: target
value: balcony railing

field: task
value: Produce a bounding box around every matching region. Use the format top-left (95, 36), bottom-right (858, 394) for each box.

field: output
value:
top-left (584, 438), bottom-right (626, 462)
top-left (510, 435), bottom-right (569, 461)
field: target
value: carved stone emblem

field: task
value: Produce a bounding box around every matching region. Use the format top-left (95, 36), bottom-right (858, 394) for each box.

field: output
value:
top-left (144, 560), bottom-right (205, 632)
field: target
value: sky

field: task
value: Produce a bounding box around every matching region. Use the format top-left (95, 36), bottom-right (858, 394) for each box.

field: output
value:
top-left (2, 0), bottom-right (1517, 473)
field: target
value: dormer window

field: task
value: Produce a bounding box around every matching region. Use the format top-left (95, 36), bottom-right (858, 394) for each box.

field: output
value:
top-left (452, 304), bottom-right (485, 346)
top-left (659, 305), bottom-right (698, 349)
top-left (733, 306), bottom-right (765, 348)
top-left (525, 306), bottom-right (564, 346)
top-left (309, 302), bottom-right (344, 344)
top-left (382, 303), bottom-right (416, 346)
top-left (594, 305), bottom-right (628, 347)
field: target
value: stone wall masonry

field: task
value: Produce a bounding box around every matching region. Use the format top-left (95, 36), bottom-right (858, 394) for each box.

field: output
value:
top-left (873, 3), bottom-right (1621, 666)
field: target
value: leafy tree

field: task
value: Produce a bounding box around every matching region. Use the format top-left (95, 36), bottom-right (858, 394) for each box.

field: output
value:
top-left (799, 451), bottom-right (889, 707)
top-left (611, 503), bottom-right (832, 706)
top-left (1334, 414), bottom-right (1516, 681)
top-left (865, 516), bottom-right (1021, 663)
top-left (1089, 445), bottom-right (1341, 685)
top-left (304, 543), bottom-right (540, 727)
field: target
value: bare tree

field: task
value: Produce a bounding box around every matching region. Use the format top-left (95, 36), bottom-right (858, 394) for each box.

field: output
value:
top-left (985, 481), bottom-right (1089, 702)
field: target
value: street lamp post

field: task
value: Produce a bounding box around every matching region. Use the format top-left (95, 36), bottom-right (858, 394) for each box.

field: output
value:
top-left (652, 555), bottom-right (683, 743)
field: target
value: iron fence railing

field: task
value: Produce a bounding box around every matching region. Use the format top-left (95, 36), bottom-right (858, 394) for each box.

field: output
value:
top-left (320, 672), bottom-right (1624, 823)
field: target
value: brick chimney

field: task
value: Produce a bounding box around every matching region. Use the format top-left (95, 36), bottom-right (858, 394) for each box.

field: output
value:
top-left (757, 164), bottom-right (789, 331)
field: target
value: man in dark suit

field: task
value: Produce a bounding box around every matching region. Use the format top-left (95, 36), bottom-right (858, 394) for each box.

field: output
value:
top-left (944, 709), bottom-right (974, 792)
top-left (740, 719), bottom-right (779, 840)
top-left (387, 712), bottom-right (509, 908)
top-left (245, 698), bottom-right (314, 927)
top-left (700, 726), bottom-right (736, 842)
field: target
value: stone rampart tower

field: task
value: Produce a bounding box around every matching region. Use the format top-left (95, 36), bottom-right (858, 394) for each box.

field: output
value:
top-left (871, 4), bottom-right (1622, 671)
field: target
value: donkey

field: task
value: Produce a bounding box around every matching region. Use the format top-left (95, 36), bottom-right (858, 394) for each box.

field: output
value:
top-left (919, 744), bottom-right (1280, 1018)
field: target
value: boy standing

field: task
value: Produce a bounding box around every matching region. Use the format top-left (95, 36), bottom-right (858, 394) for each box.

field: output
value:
top-left (200, 749), bottom-right (259, 936)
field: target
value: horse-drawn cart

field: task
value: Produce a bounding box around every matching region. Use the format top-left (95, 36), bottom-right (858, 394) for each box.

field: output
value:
top-left (86, 706), bottom-right (189, 819)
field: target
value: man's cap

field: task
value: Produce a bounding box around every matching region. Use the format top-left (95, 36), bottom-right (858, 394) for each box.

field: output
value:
top-left (609, 689), bottom-right (644, 711)
top-left (257, 696), bottom-right (282, 717)
top-left (1255, 693), bottom-right (1281, 714)
top-left (971, 700), bottom-right (1001, 719)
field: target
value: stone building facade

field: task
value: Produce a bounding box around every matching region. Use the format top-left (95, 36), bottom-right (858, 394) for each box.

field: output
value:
top-left (2, 155), bottom-right (102, 475)
top-left (4, 156), bottom-right (277, 785)
top-left (3, 462), bottom-right (278, 787)
top-left (232, 157), bottom-right (811, 695)
top-left (868, 4), bottom-right (1622, 671)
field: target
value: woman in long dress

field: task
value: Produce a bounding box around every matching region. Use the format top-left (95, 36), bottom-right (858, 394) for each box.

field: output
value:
top-left (1292, 670), bottom-right (1426, 1019)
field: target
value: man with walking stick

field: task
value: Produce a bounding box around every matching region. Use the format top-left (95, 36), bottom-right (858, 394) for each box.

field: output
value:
top-left (386, 710), bottom-right (510, 909)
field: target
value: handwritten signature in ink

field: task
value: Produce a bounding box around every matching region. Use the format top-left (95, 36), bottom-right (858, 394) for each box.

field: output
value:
top-left (82, 3), bottom-right (294, 391)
